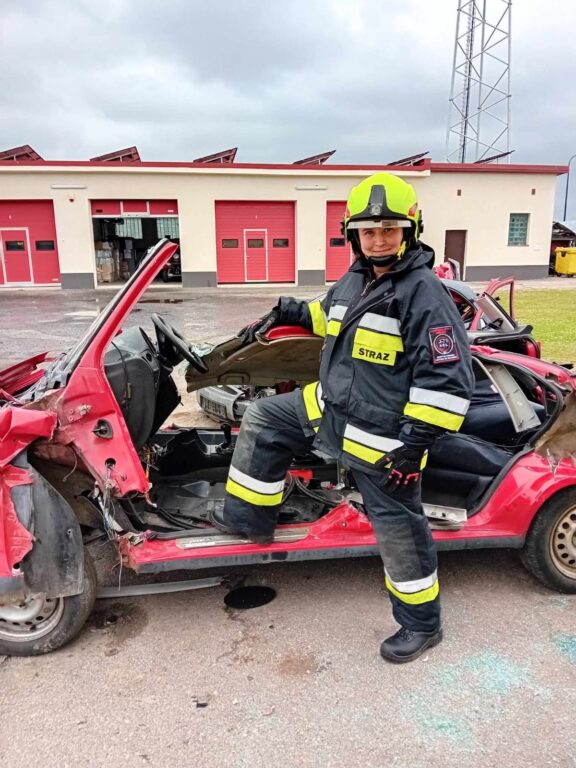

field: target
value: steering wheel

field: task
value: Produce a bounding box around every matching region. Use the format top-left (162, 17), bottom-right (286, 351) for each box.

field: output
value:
top-left (151, 313), bottom-right (208, 373)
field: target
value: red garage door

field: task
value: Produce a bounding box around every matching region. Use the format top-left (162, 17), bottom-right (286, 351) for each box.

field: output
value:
top-left (216, 202), bottom-right (295, 283)
top-left (0, 201), bottom-right (61, 286)
top-left (326, 201), bottom-right (353, 282)
top-left (90, 200), bottom-right (179, 216)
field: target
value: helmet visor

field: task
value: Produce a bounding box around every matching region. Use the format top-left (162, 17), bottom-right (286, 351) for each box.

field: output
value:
top-left (347, 218), bottom-right (412, 230)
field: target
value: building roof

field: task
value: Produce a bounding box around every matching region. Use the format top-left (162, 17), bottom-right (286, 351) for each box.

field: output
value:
top-left (192, 148), bottom-right (238, 164)
top-left (0, 156), bottom-right (568, 176)
top-left (552, 221), bottom-right (576, 237)
top-left (0, 144), bottom-right (43, 161)
top-left (89, 147), bottom-right (141, 162)
top-left (293, 150), bottom-right (336, 165)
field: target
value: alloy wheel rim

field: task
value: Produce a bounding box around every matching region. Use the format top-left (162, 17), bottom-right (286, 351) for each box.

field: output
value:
top-left (549, 504), bottom-right (576, 580)
top-left (0, 595), bottom-right (64, 643)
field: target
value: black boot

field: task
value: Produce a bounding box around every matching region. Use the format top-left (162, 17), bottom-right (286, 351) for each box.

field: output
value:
top-left (209, 507), bottom-right (275, 545)
top-left (380, 626), bottom-right (443, 664)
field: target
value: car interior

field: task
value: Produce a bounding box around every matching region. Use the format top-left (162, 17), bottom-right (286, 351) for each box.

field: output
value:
top-left (101, 319), bottom-right (558, 539)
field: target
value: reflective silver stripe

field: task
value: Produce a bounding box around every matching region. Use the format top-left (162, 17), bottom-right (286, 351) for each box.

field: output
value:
top-left (385, 569), bottom-right (438, 594)
top-left (316, 382), bottom-right (324, 413)
top-left (228, 466), bottom-right (285, 495)
top-left (358, 313), bottom-right (401, 335)
top-left (328, 304), bottom-right (347, 321)
top-left (343, 425), bottom-right (404, 452)
top-left (409, 387), bottom-right (470, 416)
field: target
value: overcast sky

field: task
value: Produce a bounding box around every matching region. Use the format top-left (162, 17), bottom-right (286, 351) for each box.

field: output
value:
top-left (1, 0), bottom-right (576, 215)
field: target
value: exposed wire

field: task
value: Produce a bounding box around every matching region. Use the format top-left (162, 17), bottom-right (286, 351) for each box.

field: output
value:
top-left (61, 448), bottom-right (79, 482)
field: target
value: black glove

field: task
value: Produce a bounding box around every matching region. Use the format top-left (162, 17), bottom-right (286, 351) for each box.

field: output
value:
top-left (378, 445), bottom-right (427, 491)
top-left (238, 309), bottom-right (280, 345)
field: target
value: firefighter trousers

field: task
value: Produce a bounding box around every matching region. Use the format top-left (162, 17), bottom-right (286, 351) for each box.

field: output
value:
top-left (222, 390), bottom-right (441, 632)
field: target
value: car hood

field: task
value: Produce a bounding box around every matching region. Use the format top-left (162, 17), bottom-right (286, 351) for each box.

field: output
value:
top-left (185, 328), bottom-right (322, 392)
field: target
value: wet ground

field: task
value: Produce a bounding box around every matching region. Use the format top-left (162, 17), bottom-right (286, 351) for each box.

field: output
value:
top-left (0, 275), bottom-right (574, 369)
top-left (1, 280), bottom-right (575, 768)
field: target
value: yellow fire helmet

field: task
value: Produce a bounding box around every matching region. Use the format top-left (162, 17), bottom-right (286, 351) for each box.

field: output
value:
top-left (343, 173), bottom-right (422, 260)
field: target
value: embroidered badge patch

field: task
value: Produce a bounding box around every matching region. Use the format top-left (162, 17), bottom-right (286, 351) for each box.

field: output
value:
top-left (429, 325), bottom-right (461, 364)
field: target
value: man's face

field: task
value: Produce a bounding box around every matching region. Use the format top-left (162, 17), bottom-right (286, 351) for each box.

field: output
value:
top-left (358, 226), bottom-right (404, 259)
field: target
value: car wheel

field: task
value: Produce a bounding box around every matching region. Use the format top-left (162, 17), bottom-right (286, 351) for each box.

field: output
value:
top-left (0, 552), bottom-right (97, 656)
top-left (521, 489), bottom-right (576, 593)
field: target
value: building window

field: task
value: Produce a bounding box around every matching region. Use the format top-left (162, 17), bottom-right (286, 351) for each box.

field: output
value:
top-left (36, 240), bottom-right (55, 251)
top-left (330, 237), bottom-right (346, 247)
top-left (508, 214), bottom-right (529, 246)
top-left (115, 218), bottom-right (143, 239)
top-left (247, 239), bottom-right (264, 248)
top-left (5, 240), bottom-right (25, 251)
top-left (156, 218), bottom-right (180, 238)
top-left (273, 238), bottom-right (289, 248)
top-left (222, 239), bottom-right (238, 248)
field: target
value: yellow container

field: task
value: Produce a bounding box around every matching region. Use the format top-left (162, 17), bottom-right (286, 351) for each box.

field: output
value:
top-left (555, 247), bottom-right (576, 275)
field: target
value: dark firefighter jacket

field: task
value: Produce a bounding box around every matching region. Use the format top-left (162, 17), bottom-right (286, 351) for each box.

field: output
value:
top-left (276, 243), bottom-right (475, 476)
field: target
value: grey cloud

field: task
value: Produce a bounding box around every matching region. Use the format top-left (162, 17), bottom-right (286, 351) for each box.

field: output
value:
top-left (0, 0), bottom-right (575, 197)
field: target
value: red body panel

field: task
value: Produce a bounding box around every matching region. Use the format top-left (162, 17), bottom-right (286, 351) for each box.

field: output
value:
top-left (0, 464), bottom-right (35, 574)
top-left (123, 452), bottom-right (576, 570)
top-left (0, 408), bottom-right (57, 578)
top-left (0, 353), bottom-right (51, 395)
top-left (0, 408), bottom-right (56, 468)
top-left (49, 241), bottom-right (180, 495)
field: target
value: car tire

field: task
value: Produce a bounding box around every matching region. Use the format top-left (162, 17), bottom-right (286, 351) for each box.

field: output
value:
top-left (0, 552), bottom-right (97, 657)
top-left (521, 489), bottom-right (576, 593)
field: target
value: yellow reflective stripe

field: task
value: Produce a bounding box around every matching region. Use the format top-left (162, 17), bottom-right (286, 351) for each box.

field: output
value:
top-left (303, 381), bottom-right (323, 422)
top-left (308, 300), bottom-right (327, 338)
top-left (342, 438), bottom-right (386, 465)
top-left (404, 403), bottom-right (465, 431)
top-left (226, 477), bottom-right (284, 507)
top-left (327, 319), bottom-right (341, 336)
top-left (385, 576), bottom-right (440, 605)
top-left (353, 327), bottom-right (404, 352)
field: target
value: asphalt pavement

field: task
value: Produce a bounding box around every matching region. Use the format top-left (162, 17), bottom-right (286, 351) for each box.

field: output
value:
top-left (1, 281), bottom-right (575, 768)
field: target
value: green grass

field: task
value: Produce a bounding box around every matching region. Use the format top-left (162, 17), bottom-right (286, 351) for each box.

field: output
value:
top-left (514, 290), bottom-right (576, 365)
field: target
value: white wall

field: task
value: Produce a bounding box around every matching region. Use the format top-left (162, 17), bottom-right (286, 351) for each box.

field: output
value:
top-left (0, 165), bottom-right (559, 282)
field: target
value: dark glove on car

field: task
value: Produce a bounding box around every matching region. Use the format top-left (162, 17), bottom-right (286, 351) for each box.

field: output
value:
top-left (378, 445), bottom-right (427, 491)
top-left (238, 309), bottom-right (280, 345)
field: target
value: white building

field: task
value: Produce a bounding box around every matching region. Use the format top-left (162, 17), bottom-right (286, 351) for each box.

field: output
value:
top-left (0, 149), bottom-right (566, 289)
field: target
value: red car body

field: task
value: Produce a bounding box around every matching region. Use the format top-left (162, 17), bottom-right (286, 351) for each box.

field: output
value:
top-left (1, 240), bottom-right (575, 654)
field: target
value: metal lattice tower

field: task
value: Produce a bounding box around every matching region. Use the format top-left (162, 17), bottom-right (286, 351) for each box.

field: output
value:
top-left (446, 0), bottom-right (512, 163)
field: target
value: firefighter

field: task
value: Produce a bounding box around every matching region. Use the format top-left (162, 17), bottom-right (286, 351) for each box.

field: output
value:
top-left (211, 172), bottom-right (475, 663)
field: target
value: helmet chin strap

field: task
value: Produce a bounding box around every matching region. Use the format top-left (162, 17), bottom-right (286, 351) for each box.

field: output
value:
top-left (368, 253), bottom-right (398, 268)
top-left (367, 240), bottom-right (407, 268)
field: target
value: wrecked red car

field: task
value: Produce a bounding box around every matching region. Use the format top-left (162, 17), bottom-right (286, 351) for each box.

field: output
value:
top-left (1, 240), bottom-right (575, 656)
top-left (197, 270), bottom-right (541, 424)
